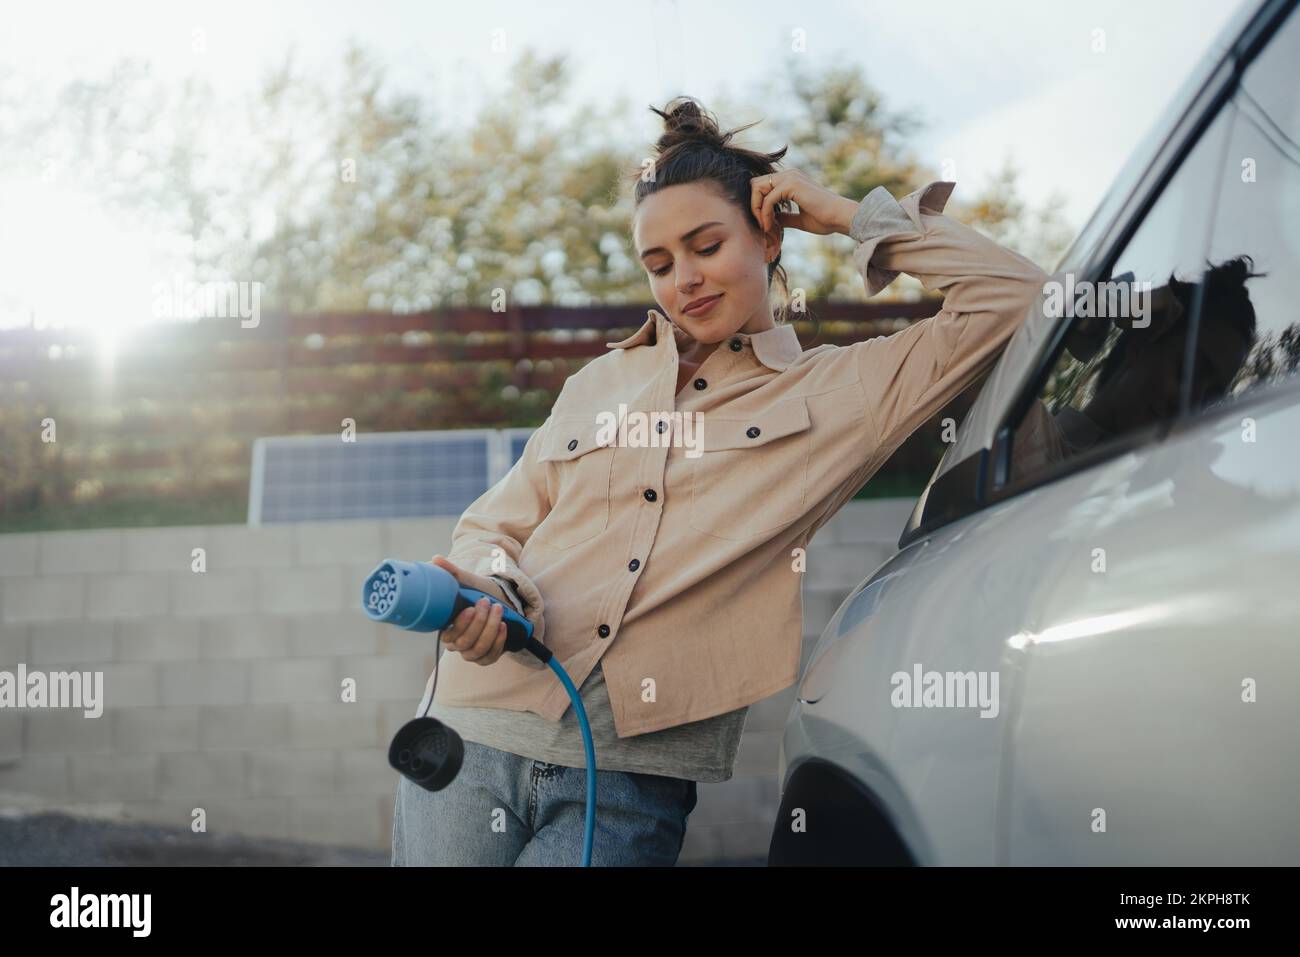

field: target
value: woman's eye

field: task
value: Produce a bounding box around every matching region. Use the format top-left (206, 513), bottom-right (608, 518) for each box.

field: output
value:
top-left (651, 242), bottom-right (722, 278)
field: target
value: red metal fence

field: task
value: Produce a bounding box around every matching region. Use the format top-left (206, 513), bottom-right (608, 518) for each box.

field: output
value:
top-left (0, 300), bottom-right (950, 520)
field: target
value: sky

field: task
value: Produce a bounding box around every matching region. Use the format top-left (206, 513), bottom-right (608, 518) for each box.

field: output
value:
top-left (0, 0), bottom-right (1251, 336)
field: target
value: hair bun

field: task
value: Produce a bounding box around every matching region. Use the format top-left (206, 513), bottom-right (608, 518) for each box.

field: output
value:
top-left (650, 96), bottom-right (729, 152)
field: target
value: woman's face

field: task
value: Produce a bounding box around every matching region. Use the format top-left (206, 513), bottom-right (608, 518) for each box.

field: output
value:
top-left (633, 181), bottom-right (782, 347)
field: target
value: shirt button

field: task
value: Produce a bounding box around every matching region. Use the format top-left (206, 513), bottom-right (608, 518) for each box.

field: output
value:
top-left (693, 378), bottom-right (707, 390)
top-left (597, 624), bottom-right (611, 638)
top-left (730, 338), bottom-right (743, 352)
top-left (747, 426), bottom-right (761, 438)
top-left (628, 559), bottom-right (640, 571)
top-left (643, 489), bottom-right (657, 502)
top-left (567, 439), bottom-right (578, 451)
top-left (656, 420), bottom-right (668, 433)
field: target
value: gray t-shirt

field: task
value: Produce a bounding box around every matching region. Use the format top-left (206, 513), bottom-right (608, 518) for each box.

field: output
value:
top-left (417, 575), bottom-right (749, 783)
top-left (420, 655), bottom-right (747, 784)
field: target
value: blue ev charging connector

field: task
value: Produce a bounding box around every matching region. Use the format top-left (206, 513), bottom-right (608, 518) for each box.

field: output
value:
top-left (362, 559), bottom-right (597, 866)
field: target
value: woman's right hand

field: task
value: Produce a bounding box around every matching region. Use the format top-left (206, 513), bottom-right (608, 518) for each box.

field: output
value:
top-left (430, 555), bottom-right (510, 666)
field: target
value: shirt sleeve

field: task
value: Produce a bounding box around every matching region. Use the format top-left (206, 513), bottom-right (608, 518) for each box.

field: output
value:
top-left (489, 575), bottom-right (526, 614)
top-left (847, 180), bottom-right (1051, 458)
top-left (444, 416), bottom-right (554, 671)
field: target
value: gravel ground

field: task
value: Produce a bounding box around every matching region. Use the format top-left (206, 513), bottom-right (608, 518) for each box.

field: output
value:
top-left (0, 812), bottom-right (389, 866)
top-left (0, 811), bottom-right (764, 866)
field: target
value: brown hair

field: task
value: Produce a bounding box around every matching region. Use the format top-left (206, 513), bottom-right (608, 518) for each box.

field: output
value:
top-left (630, 96), bottom-right (795, 325)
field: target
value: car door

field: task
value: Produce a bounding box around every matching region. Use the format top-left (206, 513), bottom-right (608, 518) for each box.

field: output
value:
top-left (1004, 0), bottom-right (1300, 865)
top-left (783, 0), bottom-right (1296, 867)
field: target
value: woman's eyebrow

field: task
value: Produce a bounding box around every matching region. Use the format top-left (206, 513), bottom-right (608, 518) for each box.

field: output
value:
top-left (639, 221), bottom-right (725, 260)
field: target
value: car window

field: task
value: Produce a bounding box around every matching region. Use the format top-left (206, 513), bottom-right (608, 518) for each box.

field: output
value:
top-left (1189, 6), bottom-right (1300, 413)
top-left (1054, 0), bottom-right (1260, 273)
top-left (1000, 102), bottom-right (1235, 490)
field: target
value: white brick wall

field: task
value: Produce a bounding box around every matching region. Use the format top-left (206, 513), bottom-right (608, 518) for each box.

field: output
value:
top-left (3, 577), bottom-right (86, 622)
top-left (38, 529), bottom-right (126, 576)
top-left (112, 707), bottom-right (201, 752)
top-left (27, 621), bottom-right (114, 666)
top-left (0, 502), bottom-right (913, 861)
top-left (85, 574), bottom-right (171, 619)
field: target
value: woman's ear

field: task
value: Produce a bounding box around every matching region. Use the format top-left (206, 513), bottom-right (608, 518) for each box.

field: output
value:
top-left (763, 228), bottom-right (782, 264)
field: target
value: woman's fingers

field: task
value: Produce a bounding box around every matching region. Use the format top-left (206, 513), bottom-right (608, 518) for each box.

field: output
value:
top-left (440, 598), bottom-right (482, 648)
top-left (442, 597), bottom-right (504, 663)
top-left (430, 554), bottom-right (462, 578)
top-left (751, 172), bottom-right (789, 233)
top-left (429, 556), bottom-right (510, 666)
top-left (474, 620), bottom-right (510, 667)
top-left (462, 601), bottom-right (505, 663)
top-left (774, 206), bottom-right (812, 232)
top-left (750, 169), bottom-right (853, 236)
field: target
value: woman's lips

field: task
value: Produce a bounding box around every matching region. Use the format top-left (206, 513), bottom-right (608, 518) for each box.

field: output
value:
top-left (683, 294), bottom-right (722, 317)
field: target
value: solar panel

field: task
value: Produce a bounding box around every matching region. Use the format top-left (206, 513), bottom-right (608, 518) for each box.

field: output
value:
top-left (503, 428), bottom-right (537, 467)
top-left (248, 429), bottom-right (530, 524)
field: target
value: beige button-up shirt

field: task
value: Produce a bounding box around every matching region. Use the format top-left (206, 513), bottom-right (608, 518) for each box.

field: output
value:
top-left (424, 180), bottom-right (1050, 737)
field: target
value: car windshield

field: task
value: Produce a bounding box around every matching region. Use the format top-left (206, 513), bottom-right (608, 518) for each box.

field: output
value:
top-left (902, 0), bottom-right (1272, 543)
top-left (1059, 0), bottom-right (1263, 268)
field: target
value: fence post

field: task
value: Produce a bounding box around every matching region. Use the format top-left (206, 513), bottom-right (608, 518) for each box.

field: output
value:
top-left (505, 305), bottom-right (530, 392)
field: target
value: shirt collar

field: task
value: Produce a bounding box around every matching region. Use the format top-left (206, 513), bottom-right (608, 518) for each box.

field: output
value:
top-left (604, 309), bottom-right (802, 372)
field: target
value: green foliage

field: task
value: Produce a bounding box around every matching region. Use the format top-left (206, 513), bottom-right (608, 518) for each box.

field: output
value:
top-left (1, 42), bottom-right (1072, 532)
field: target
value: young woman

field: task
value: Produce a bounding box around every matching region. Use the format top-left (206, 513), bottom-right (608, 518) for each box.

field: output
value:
top-left (391, 96), bottom-right (1049, 867)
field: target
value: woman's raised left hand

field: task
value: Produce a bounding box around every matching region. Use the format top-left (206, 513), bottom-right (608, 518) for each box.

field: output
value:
top-left (750, 169), bottom-right (858, 237)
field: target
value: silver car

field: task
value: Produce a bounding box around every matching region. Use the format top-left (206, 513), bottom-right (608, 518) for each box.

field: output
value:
top-left (770, 0), bottom-right (1300, 866)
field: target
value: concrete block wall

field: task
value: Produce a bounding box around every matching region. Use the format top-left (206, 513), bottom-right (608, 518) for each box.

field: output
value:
top-left (677, 499), bottom-right (913, 863)
top-left (0, 500), bottom-right (913, 863)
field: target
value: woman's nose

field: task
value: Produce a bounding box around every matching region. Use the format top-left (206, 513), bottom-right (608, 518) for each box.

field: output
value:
top-left (676, 265), bottom-right (702, 292)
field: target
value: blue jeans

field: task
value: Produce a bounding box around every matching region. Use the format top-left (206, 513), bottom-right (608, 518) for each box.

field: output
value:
top-left (391, 739), bottom-right (699, 866)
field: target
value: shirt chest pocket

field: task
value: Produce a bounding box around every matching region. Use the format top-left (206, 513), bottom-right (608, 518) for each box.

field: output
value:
top-left (688, 396), bottom-right (812, 541)
top-left (532, 414), bottom-right (617, 550)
